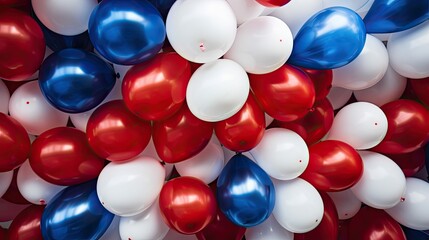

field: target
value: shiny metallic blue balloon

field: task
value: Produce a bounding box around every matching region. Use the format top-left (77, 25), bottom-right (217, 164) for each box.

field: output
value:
top-left (41, 180), bottom-right (114, 240)
top-left (148, 0), bottom-right (176, 20)
top-left (217, 154), bottom-right (275, 227)
top-left (38, 48), bottom-right (116, 113)
top-left (288, 7), bottom-right (366, 70)
top-left (88, 0), bottom-right (166, 65)
top-left (364, 0), bottom-right (429, 33)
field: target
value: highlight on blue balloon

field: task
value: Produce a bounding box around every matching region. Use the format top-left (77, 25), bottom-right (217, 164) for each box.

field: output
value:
top-left (288, 7), bottom-right (367, 70)
top-left (217, 154), bottom-right (275, 227)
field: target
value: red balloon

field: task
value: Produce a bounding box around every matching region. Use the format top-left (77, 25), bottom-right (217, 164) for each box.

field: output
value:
top-left (214, 93), bottom-right (265, 152)
top-left (0, 227), bottom-right (6, 240)
top-left (30, 127), bottom-right (105, 186)
top-left (8, 205), bottom-right (44, 240)
top-left (0, 113), bottom-right (31, 172)
top-left (0, 8), bottom-right (45, 81)
top-left (372, 99), bottom-right (429, 154)
top-left (385, 148), bottom-right (425, 177)
top-left (300, 68), bottom-right (333, 101)
top-left (255, 0), bottom-right (290, 7)
top-left (301, 140), bottom-right (363, 191)
top-left (153, 104), bottom-right (213, 163)
top-left (249, 64), bottom-right (315, 122)
top-left (410, 77), bottom-right (429, 106)
top-left (348, 207), bottom-right (406, 240)
top-left (269, 98), bottom-right (334, 145)
top-left (0, 0), bottom-right (29, 6)
top-left (159, 176), bottom-right (217, 234)
top-left (0, 198), bottom-right (30, 222)
top-left (2, 169), bottom-right (30, 205)
top-left (122, 52), bottom-right (191, 121)
top-left (86, 100), bottom-right (151, 162)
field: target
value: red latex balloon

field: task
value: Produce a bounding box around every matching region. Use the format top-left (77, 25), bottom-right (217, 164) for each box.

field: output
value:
top-left (385, 148), bottom-right (425, 177)
top-left (214, 93), bottom-right (265, 152)
top-left (0, 198), bottom-right (30, 222)
top-left (0, 113), bottom-right (31, 172)
top-left (153, 104), bottom-right (213, 163)
top-left (249, 64), bottom-right (315, 122)
top-left (0, 8), bottom-right (45, 81)
top-left (348, 207), bottom-right (406, 240)
top-left (301, 140), bottom-right (363, 191)
top-left (269, 98), bottom-right (334, 145)
top-left (86, 100), bottom-right (151, 162)
top-left (410, 77), bottom-right (429, 106)
top-left (300, 68), bottom-right (333, 101)
top-left (122, 52), bottom-right (191, 121)
top-left (8, 205), bottom-right (44, 240)
top-left (2, 169), bottom-right (30, 205)
top-left (0, 0), bottom-right (29, 6)
top-left (255, 0), bottom-right (290, 7)
top-left (372, 99), bottom-right (429, 154)
top-left (295, 191), bottom-right (339, 240)
top-left (159, 176), bottom-right (217, 235)
top-left (0, 227), bottom-right (6, 240)
top-left (29, 127), bottom-right (105, 186)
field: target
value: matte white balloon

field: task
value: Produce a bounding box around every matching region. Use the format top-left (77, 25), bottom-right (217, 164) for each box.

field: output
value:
top-left (246, 214), bottom-right (293, 240)
top-left (99, 216), bottom-right (121, 240)
top-left (326, 87), bottom-right (353, 110)
top-left (328, 189), bottom-right (362, 220)
top-left (0, 170), bottom-right (13, 198)
top-left (0, 80), bottom-right (10, 114)
top-left (226, 0), bottom-right (265, 25)
top-left (139, 138), bottom-right (174, 180)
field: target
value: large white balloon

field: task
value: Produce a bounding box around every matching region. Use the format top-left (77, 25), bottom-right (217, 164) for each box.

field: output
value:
top-left (139, 138), bottom-right (174, 180)
top-left (387, 21), bottom-right (429, 79)
top-left (332, 35), bottom-right (389, 91)
top-left (32, 0), bottom-right (98, 36)
top-left (166, 0), bottom-right (237, 63)
top-left (0, 170), bottom-right (13, 198)
top-left (186, 59), bottom-right (250, 122)
top-left (250, 128), bottom-right (309, 180)
top-left (273, 178), bottom-right (324, 233)
top-left (97, 156), bottom-right (165, 217)
top-left (245, 214), bottom-right (294, 240)
top-left (385, 178), bottom-right (429, 230)
top-left (326, 102), bottom-right (388, 150)
top-left (326, 87), bottom-right (353, 110)
top-left (352, 151), bottom-right (406, 209)
top-left (328, 189), bottom-right (362, 220)
top-left (226, 0), bottom-right (265, 25)
top-left (99, 216), bottom-right (121, 240)
top-left (0, 80), bottom-right (10, 114)
top-left (9, 81), bottom-right (69, 135)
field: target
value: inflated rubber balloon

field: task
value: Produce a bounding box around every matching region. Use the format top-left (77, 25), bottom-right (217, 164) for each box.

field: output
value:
top-left (326, 87), bottom-right (352, 110)
top-left (300, 68), bottom-right (333, 101)
top-left (245, 214), bottom-right (293, 240)
top-left (0, 198), bottom-right (30, 222)
top-left (0, 170), bottom-right (13, 198)
top-left (410, 77), bottom-right (429, 107)
top-left (0, 80), bottom-right (10, 114)
top-left (225, 0), bottom-right (265, 25)
top-left (147, 0), bottom-right (176, 20)
top-left (8, 205), bottom-right (44, 240)
top-left (138, 137), bottom-right (174, 179)
top-left (256, 0), bottom-right (290, 7)
top-left (99, 216), bottom-right (121, 240)
top-left (402, 226), bottom-right (429, 240)
top-left (2, 169), bottom-right (30, 205)
top-left (386, 148), bottom-right (426, 177)
top-left (328, 189), bottom-right (362, 220)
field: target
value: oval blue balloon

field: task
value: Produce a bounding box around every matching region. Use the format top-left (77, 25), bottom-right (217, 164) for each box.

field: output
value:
top-left (364, 0), bottom-right (429, 33)
top-left (217, 154), bottom-right (275, 227)
top-left (288, 7), bottom-right (366, 70)
top-left (88, 0), bottom-right (166, 65)
top-left (38, 48), bottom-right (116, 113)
top-left (148, 0), bottom-right (176, 20)
top-left (402, 226), bottom-right (429, 240)
top-left (41, 180), bottom-right (114, 240)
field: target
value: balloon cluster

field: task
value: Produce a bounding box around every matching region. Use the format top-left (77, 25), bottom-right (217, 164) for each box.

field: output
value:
top-left (0, 0), bottom-right (429, 239)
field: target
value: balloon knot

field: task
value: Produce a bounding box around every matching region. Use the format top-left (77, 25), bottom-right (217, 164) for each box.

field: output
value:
top-left (199, 43), bottom-right (206, 52)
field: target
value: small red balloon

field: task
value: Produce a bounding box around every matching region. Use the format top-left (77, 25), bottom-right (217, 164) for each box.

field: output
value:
top-left (2, 169), bottom-right (30, 205)
top-left (385, 148), bottom-right (425, 177)
top-left (8, 205), bottom-right (44, 240)
top-left (256, 0), bottom-right (290, 7)
top-left (300, 68), bottom-right (333, 101)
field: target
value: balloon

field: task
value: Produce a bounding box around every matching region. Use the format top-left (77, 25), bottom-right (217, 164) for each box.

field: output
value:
top-left (402, 226), bottom-right (429, 240)
top-left (249, 64), bottom-right (315, 122)
top-left (301, 140), bottom-right (363, 191)
top-left (326, 87), bottom-right (353, 110)
top-left (245, 214), bottom-right (293, 240)
top-left (387, 21), bottom-right (429, 79)
top-left (224, 16), bottom-right (293, 74)
top-left (186, 59), bottom-right (250, 122)
top-left (0, 113), bottom-right (31, 172)
top-left (328, 189), bottom-right (362, 220)
top-left (288, 7), bottom-right (366, 69)
top-left (225, 0), bottom-right (265, 25)
top-left (0, 8), bottom-right (45, 81)
top-left (256, 0), bottom-right (289, 7)
top-left (122, 52), bottom-right (191, 121)
top-left (0, 198), bottom-right (30, 222)
top-left (214, 93), bottom-right (265, 152)
top-left (0, 80), bottom-right (10, 114)
top-left (0, 227), bottom-right (5, 239)
top-left (410, 77), bottom-right (429, 107)
top-left (385, 148), bottom-right (425, 177)
top-left (166, 0), bottom-right (236, 63)
top-left (2, 169), bottom-right (30, 205)
top-left (159, 176), bottom-right (217, 234)
top-left (351, 151), bottom-right (406, 209)
top-left (8, 205), bottom-right (44, 240)
top-left (147, 0), bottom-right (176, 20)
top-left (138, 137), bottom-right (174, 179)
top-left (216, 154), bottom-right (275, 227)
top-left (97, 156), bottom-right (165, 217)
top-left (0, 170), bottom-right (13, 198)
top-left (300, 68), bottom-right (333, 101)
top-left (41, 180), bottom-right (114, 240)
top-left (0, 0), bottom-right (29, 6)
top-left (30, 127), bottom-right (105, 185)
top-left (152, 104), bottom-right (213, 163)
top-left (273, 178), bottom-right (324, 233)
top-left (322, 0), bottom-right (372, 14)
top-left (99, 216), bottom-right (121, 240)
top-left (164, 230), bottom-right (198, 240)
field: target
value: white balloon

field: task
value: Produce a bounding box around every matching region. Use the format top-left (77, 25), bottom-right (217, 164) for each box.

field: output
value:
top-left (120, 200), bottom-right (169, 240)
top-left (9, 81), bottom-right (69, 135)
top-left (163, 230), bottom-right (197, 240)
top-left (328, 189), bottom-right (362, 220)
top-left (250, 128), bottom-right (309, 180)
top-left (17, 160), bottom-right (65, 205)
top-left (0, 170), bottom-right (13, 198)
top-left (353, 64), bottom-right (407, 106)
top-left (166, 0), bottom-right (237, 63)
top-left (139, 137), bottom-right (174, 180)
top-left (326, 102), bottom-right (388, 150)
top-left (385, 178), bottom-right (429, 230)
top-left (0, 80), bottom-right (10, 114)
top-left (186, 59), bottom-right (250, 122)
top-left (332, 35), bottom-right (389, 90)
top-left (226, 0), bottom-right (265, 25)
top-left (224, 16), bottom-right (292, 74)
top-left (352, 151), bottom-right (406, 209)
top-left (326, 87), bottom-right (353, 110)
top-left (273, 178), bottom-right (324, 233)
top-left (245, 214), bottom-right (293, 240)
top-left (97, 156), bottom-right (165, 217)
top-left (387, 21), bottom-right (429, 79)
top-left (32, 0), bottom-right (98, 36)
top-left (99, 216), bottom-right (121, 240)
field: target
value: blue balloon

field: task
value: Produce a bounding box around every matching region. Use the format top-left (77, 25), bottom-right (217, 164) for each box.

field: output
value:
top-left (288, 7), bottom-right (366, 70)
top-left (148, 0), bottom-right (176, 20)
top-left (41, 180), bottom-right (114, 240)
top-left (402, 226), bottom-right (429, 240)
top-left (364, 0), bottom-right (429, 33)
top-left (217, 154), bottom-right (275, 227)
top-left (38, 48), bottom-right (116, 113)
top-left (88, 0), bottom-right (166, 65)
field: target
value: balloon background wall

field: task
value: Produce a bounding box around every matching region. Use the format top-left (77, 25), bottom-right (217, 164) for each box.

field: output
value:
top-left (0, 0), bottom-right (429, 239)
